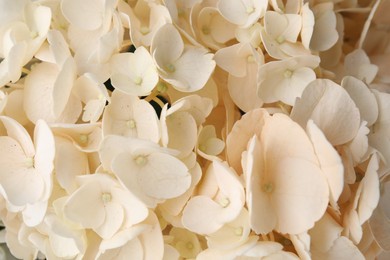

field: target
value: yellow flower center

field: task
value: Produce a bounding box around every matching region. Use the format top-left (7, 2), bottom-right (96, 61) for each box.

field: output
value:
top-left (283, 70), bottom-right (293, 78)
top-left (186, 242), bottom-right (194, 250)
top-left (276, 35), bottom-right (285, 44)
top-left (30, 31), bottom-right (38, 39)
top-left (79, 134), bottom-right (88, 144)
top-left (135, 155), bottom-right (147, 166)
top-left (262, 182), bottom-right (274, 193)
top-left (246, 6), bottom-right (255, 14)
top-left (202, 26), bottom-right (210, 35)
top-left (134, 76), bottom-right (143, 85)
top-left (165, 64), bottom-right (176, 73)
top-left (199, 144), bottom-right (207, 152)
top-left (25, 157), bottom-right (34, 168)
top-left (156, 82), bottom-right (168, 93)
top-left (247, 55), bottom-right (255, 63)
top-left (101, 192), bottom-right (112, 204)
top-left (235, 227), bottom-right (243, 236)
top-left (219, 197), bottom-right (230, 208)
top-left (140, 26), bottom-right (150, 35)
top-left (126, 119), bottom-right (136, 129)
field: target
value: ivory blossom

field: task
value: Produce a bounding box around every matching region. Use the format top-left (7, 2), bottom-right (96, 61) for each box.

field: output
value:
top-left (0, 0), bottom-right (389, 258)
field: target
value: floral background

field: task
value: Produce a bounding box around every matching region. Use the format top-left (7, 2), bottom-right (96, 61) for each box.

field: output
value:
top-left (0, 0), bottom-right (390, 259)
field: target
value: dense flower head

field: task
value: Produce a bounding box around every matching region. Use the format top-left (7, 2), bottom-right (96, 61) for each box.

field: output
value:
top-left (0, 0), bottom-right (389, 259)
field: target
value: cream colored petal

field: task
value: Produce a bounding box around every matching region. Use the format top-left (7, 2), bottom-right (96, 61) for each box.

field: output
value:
top-left (342, 76), bottom-right (378, 126)
top-left (197, 125), bottom-right (225, 157)
top-left (22, 200), bottom-right (48, 227)
top-left (309, 212), bottom-right (343, 253)
top-left (137, 152), bottom-right (191, 199)
top-left (214, 43), bottom-right (252, 78)
top-left (226, 108), bottom-right (269, 173)
top-left (112, 151), bottom-right (190, 204)
top-left (33, 119), bottom-right (55, 177)
top-left (167, 47), bottom-right (216, 92)
top-left (306, 120), bottom-right (344, 209)
top-left (111, 187), bottom-right (148, 226)
top-left (163, 111), bottom-right (198, 158)
top-left (61, 0), bottom-right (105, 30)
top-left (182, 195), bottom-right (226, 234)
top-left (23, 62), bottom-right (58, 123)
top-left (263, 114), bottom-right (329, 234)
top-left (0, 115), bottom-right (35, 157)
top-left (207, 208), bottom-right (251, 250)
top-left (3, 89), bottom-right (29, 125)
top-left (228, 67), bottom-right (264, 112)
top-left (301, 3), bottom-right (314, 49)
top-left (99, 135), bottom-right (161, 173)
top-left (64, 181), bottom-right (105, 229)
top-left (310, 3), bottom-right (338, 52)
top-left (98, 223), bottom-right (148, 252)
top-left (344, 49), bottom-right (378, 84)
top-left (357, 153), bottom-right (380, 224)
top-left (217, 0), bottom-right (248, 26)
top-left (94, 202), bottom-right (124, 239)
top-left (312, 236), bottom-right (365, 260)
top-left (151, 23), bottom-right (184, 68)
top-left (213, 161), bottom-right (245, 216)
top-left (291, 79), bottom-right (360, 145)
top-left (0, 136), bottom-right (44, 207)
top-left (54, 136), bottom-right (89, 193)
top-left (245, 136), bottom-right (277, 234)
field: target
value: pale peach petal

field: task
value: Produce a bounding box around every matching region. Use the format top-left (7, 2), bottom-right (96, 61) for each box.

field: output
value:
top-left (357, 153), bottom-right (380, 224)
top-left (64, 181), bottom-right (105, 229)
top-left (61, 0), bottom-right (105, 30)
top-left (309, 213), bottom-right (343, 253)
top-left (245, 136), bottom-right (276, 234)
top-left (310, 3), bottom-right (338, 52)
top-left (306, 120), bottom-right (343, 209)
top-left (291, 79), bottom-right (360, 145)
top-left (226, 108), bottom-right (269, 173)
top-left (342, 76), bottom-right (378, 126)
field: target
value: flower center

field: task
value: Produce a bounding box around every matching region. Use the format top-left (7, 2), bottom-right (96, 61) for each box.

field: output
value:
top-left (79, 134), bottom-right (88, 144)
top-left (247, 55), bottom-right (255, 63)
top-left (235, 227), bottom-right (243, 236)
top-left (202, 26), bottom-right (210, 35)
top-left (134, 155), bottom-right (147, 166)
top-left (101, 192), bottom-right (112, 204)
top-left (276, 35), bottom-right (285, 44)
top-left (140, 26), bottom-right (150, 35)
top-left (134, 76), bottom-right (143, 85)
top-left (186, 242), bottom-right (194, 250)
top-left (25, 157), bottom-right (34, 168)
top-left (156, 82), bottom-right (168, 93)
top-left (219, 197), bottom-right (230, 208)
top-left (246, 6), bottom-right (255, 14)
top-left (262, 182), bottom-right (274, 193)
top-left (30, 31), bottom-right (38, 39)
top-left (283, 70), bottom-right (293, 78)
top-left (199, 144), bottom-right (207, 152)
top-left (165, 64), bottom-right (176, 73)
top-left (126, 119), bottom-right (136, 129)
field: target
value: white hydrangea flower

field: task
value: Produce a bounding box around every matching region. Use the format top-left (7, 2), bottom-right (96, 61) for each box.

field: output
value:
top-left (64, 173), bottom-right (149, 239)
top-left (182, 161), bottom-right (245, 234)
top-left (217, 0), bottom-right (268, 29)
top-left (151, 23), bottom-right (216, 92)
top-left (110, 46), bottom-right (159, 96)
top-left (0, 1), bottom-right (51, 87)
top-left (102, 90), bottom-right (160, 143)
top-left (257, 55), bottom-right (320, 106)
top-left (99, 135), bottom-right (192, 208)
top-left (0, 116), bottom-right (55, 226)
